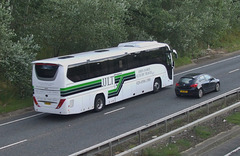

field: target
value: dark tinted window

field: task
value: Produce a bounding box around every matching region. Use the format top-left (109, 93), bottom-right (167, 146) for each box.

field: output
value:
top-left (35, 63), bottom-right (59, 79)
top-left (108, 56), bottom-right (127, 73)
top-left (67, 64), bottom-right (88, 82)
top-left (139, 51), bottom-right (149, 66)
top-left (117, 56), bottom-right (128, 72)
top-left (179, 77), bottom-right (194, 84)
top-left (89, 62), bottom-right (104, 78)
top-left (108, 59), bottom-right (118, 74)
top-left (148, 48), bottom-right (165, 64)
top-left (66, 47), bottom-right (170, 82)
top-left (127, 53), bottom-right (139, 69)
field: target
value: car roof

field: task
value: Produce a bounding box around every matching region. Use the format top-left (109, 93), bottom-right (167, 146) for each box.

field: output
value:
top-left (181, 73), bottom-right (203, 79)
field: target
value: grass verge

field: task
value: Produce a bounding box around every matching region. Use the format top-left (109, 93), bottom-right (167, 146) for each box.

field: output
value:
top-left (227, 112), bottom-right (240, 125)
top-left (194, 126), bottom-right (213, 139)
top-left (143, 139), bottom-right (191, 156)
top-left (0, 81), bottom-right (32, 114)
top-left (174, 56), bottom-right (192, 68)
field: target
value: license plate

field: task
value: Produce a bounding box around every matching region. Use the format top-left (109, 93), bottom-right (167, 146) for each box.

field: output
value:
top-left (180, 90), bottom-right (188, 93)
top-left (45, 102), bottom-right (51, 105)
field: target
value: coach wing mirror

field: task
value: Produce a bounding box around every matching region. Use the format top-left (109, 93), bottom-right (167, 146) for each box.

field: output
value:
top-left (172, 49), bottom-right (178, 58)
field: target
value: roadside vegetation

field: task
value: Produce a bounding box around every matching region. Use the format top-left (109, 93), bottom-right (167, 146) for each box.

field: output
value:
top-left (142, 111), bottom-right (240, 156)
top-left (215, 29), bottom-right (240, 52)
top-left (227, 112), bottom-right (240, 125)
top-left (0, 0), bottom-right (240, 114)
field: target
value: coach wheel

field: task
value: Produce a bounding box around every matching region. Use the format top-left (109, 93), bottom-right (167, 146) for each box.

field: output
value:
top-left (94, 94), bottom-right (105, 112)
top-left (153, 78), bottom-right (161, 93)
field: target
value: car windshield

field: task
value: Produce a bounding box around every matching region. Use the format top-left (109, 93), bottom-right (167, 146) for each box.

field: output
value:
top-left (179, 77), bottom-right (194, 84)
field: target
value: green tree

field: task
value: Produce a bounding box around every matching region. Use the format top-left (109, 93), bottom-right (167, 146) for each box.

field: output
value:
top-left (10, 0), bottom-right (130, 57)
top-left (9, 0), bottom-right (240, 59)
top-left (131, 0), bottom-right (237, 57)
top-left (0, 2), bottom-right (39, 96)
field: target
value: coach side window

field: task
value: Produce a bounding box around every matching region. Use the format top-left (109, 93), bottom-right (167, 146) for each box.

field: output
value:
top-left (148, 49), bottom-right (160, 64)
top-left (139, 51), bottom-right (149, 66)
top-left (67, 64), bottom-right (88, 82)
top-left (89, 62), bottom-right (103, 78)
top-left (108, 59), bottom-right (118, 74)
top-left (100, 60), bottom-right (109, 75)
top-left (118, 56), bottom-right (128, 71)
top-left (127, 53), bottom-right (139, 69)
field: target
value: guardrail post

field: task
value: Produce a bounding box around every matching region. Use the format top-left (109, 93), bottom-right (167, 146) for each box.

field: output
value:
top-left (138, 131), bottom-right (142, 144)
top-left (165, 120), bottom-right (168, 132)
top-left (109, 142), bottom-right (113, 156)
top-left (238, 91), bottom-right (240, 101)
top-left (207, 103), bottom-right (210, 114)
top-left (224, 96), bottom-right (227, 106)
top-left (187, 111), bottom-right (190, 123)
top-left (169, 136), bottom-right (173, 144)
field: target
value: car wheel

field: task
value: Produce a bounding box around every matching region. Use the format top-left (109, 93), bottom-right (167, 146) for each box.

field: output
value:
top-left (197, 88), bottom-right (203, 98)
top-left (153, 78), bottom-right (161, 93)
top-left (94, 95), bottom-right (105, 112)
top-left (215, 83), bottom-right (220, 92)
top-left (176, 93), bottom-right (181, 97)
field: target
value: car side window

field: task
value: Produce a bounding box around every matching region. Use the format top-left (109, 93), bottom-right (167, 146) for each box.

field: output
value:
top-left (204, 74), bottom-right (212, 81)
top-left (198, 75), bottom-right (206, 82)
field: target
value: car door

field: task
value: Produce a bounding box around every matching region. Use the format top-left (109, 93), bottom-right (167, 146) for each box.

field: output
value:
top-left (204, 74), bottom-right (216, 91)
top-left (198, 75), bottom-right (209, 93)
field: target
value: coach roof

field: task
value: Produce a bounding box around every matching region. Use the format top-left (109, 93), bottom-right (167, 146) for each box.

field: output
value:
top-left (32, 41), bottom-right (169, 66)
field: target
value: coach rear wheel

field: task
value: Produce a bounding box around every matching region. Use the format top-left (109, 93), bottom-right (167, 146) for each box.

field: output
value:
top-left (153, 78), bottom-right (161, 93)
top-left (94, 95), bottom-right (105, 112)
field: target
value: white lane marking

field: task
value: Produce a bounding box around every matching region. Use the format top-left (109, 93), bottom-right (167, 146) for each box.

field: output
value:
top-left (0, 139), bottom-right (27, 150)
top-left (104, 107), bottom-right (125, 115)
top-left (224, 146), bottom-right (240, 156)
top-left (229, 69), bottom-right (239, 74)
top-left (175, 55), bottom-right (240, 76)
top-left (0, 113), bottom-right (44, 127)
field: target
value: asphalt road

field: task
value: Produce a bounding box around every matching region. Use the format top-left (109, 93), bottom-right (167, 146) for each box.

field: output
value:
top-left (201, 133), bottom-right (240, 156)
top-left (1, 52), bottom-right (240, 156)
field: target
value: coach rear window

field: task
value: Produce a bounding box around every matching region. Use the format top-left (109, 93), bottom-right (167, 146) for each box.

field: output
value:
top-left (35, 63), bottom-right (59, 80)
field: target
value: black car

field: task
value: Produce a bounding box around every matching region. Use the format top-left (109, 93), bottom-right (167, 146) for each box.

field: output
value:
top-left (175, 73), bottom-right (220, 98)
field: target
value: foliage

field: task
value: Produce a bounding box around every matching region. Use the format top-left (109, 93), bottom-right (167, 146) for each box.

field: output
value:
top-left (174, 56), bottom-right (192, 68)
top-left (0, 80), bottom-right (32, 113)
top-left (144, 144), bottom-right (180, 156)
top-left (0, 2), bottom-right (39, 97)
top-left (194, 126), bottom-right (213, 139)
top-left (8, 0), bottom-right (240, 58)
top-left (10, 0), bottom-right (131, 57)
top-left (213, 28), bottom-right (240, 52)
top-left (143, 139), bottom-right (191, 156)
top-left (132, 0), bottom-right (238, 57)
top-left (227, 112), bottom-right (240, 125)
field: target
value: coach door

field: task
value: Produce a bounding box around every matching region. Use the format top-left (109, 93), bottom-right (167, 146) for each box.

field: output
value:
top-left (165, 52), bottom-right (173, 80)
